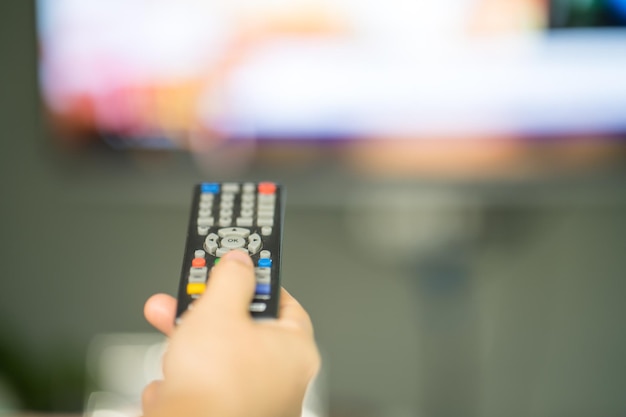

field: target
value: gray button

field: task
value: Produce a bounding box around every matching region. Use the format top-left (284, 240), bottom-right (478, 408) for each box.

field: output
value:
top-left (219, 208), bottom-right (233, 218)
top-left (197, 217), bottom-right (214, 227)
top-left (220, 200), bottom-right (234, 209)
top-left (197, 226), bottom-right (209, 236)
top-left (200, 194), bottom-right (214, 202)
top-left (198, 208), bottom-right (212, 218)
top-left (255, 267), bottom-right (271, 277)
top-left (218, 227), bottom-right (251, 238)
top-left (254, 294), bottom-right (271, 300)
top-left (261, 226), bottom-right (272, 236)
top-left (257, 203), bottom-right (275, 211)
top-left (257, 217), bottom-right (274, 227)
top-left (188, 274), bottom-right (206, 284)
top-left (221, 193), bottom-right (235, 202)
top-left (255, 270), bottom-right (271, 285)
top-left (249, 302), bottom-right (267, 312)
top-left (240, 208), bottom-right (254, 217)
top-left (221, 236), bottom-right (246, 249)
top-left (258, 194), bottom-right (276, 203)
top-left (236, 217), bottom-right (253, 227)
top-left (248, 233), bottom-right (262, 254)
top-left (218, 217), bottom-right (232, 227)
top-left (189, 267), bottom-right (207, 283)
top-left (241, 201), bottom-right (255, 210)
top-left (216, 248), bottom-right (232, 257)
top-left (242, 194), bottom-right (255, 203)
top-left (194, 250), bottom-right (206, 258)
top-left (256, 209), bottom-right (274, 218)
top-left (199, 201), bottom-right (212, 210)
top-left (222, 183), bottom-right (240, 193)
top-left (204, 234), bottom-right (219, 255)
top-left (260, 250), bottom-right (271, 259)
top-left (243, 183), bottom-right (255, 193)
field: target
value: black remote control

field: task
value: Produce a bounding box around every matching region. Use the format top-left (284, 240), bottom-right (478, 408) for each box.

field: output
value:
top-left (175, 182), bottom-right (284, 321)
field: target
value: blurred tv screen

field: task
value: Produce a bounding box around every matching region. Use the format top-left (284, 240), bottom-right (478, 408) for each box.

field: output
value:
top-left (36, 0), bottom-right (626, 148)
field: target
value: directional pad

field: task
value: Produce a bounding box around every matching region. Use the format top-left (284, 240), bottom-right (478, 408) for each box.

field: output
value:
top-left (204, 227), bottom-right (263, 256)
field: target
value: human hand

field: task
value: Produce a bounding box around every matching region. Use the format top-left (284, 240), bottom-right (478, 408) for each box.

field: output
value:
top-left (141, 250), bottom-right (320, 417)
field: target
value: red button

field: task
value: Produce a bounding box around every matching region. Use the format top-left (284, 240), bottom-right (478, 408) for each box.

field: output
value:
top-left (192, 258), bottom-right (206, 268)
top-left (258, 182), bottom-right (277, 194)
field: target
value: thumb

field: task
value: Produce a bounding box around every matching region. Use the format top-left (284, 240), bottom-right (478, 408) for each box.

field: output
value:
top-left (194, 250), bottom-right (256, 319)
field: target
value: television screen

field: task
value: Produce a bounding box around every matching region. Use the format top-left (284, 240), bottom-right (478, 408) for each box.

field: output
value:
top-left (36, 0), bottom-right (626, 149)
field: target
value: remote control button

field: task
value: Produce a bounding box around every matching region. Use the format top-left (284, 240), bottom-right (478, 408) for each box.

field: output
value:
top-left (255, 273), bottom-right (271, 285)
top-left (257, 217), bottom-right (274, 227)
top-left (243, 183), bottom-right (255, 193)
top-left (218, 227), bottom-right (251, 238)
top-left (194, 250), bottom-right (206, 258)
top-left (258, 182), bottom-right (277, 194)
top-left (255, 266), bottom-right (271, 277)
top-left (221, 193), bottom-right (235, 202)
top-left (255, 283), bottom-right (272, 295)
top-left (248, 233), bottom-right (262, 253)
top-left (187, 282), bottom-right (206, 295)
top-left (260, 250), bottom-right (271, 259)
top-left (219, 208), bottom-right (233, 218)
top-left (200, 193), bottom-right (214, 202)
top-left (220, 200), bottom-right (234, 210)
top-left (219, 217), bottom-right (232, 227)
top-left (188, 273), bottom-right (206, 283)
top-left (198, 208), bottom-right (212, 218)
top-left (258, 208), bottom-right (275, 217)
top-left (257, 209), bottom-right (274, 218)
top-left (197, 226), bottom-right (209, 236)
top-left (258, 258), bottom-right (272, 268)
top-left (222, 183), bottom-right (240, 193)
top-left (242, 193), bottom-right (255, 202)
top-left (189, 266), bottom-right (208, 277)
top-left (241, 201), bottom-right (255, 210)
top-left (199, 201), bottom-right (212, 210)
top-left (192, 258), bottom-right (206, 268)
top-left (236, 217), bottom-right (253, 227)
top-left (258, 194), bottom-right (276, 204)
top-left (240, 208), bottom-right (254, 218)
top-left (201, 183), bottom-right (220, 194)
top-left (221, 236), bottom-right (246, 249)
top-left (261, 226), bottom-right (272, 236)
top-left (255, 294), bottom-right (271, 300)
top-left (204, 234), bottom-right (219, 254)
top-left (249, 302), bottom-right (267, 312)
top-left (216, 247), bottom-right (232, 257)
top-left (197, 217), bottom-right (214, 227)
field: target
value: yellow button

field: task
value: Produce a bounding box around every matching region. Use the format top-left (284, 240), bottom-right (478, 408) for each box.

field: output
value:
top-left (187, 283), bottom-right (206, 295)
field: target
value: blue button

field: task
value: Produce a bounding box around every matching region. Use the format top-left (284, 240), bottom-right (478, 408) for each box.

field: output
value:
top-left (258, 258), bottom-right (272, 268)
top-left (255, 283), bottom-right (271, 295)
top-left (201, 183), bottom-right (220, 194)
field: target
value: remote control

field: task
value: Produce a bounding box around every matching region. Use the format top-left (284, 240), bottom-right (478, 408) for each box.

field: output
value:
top-left (175, 182), bottom-right (284, 321)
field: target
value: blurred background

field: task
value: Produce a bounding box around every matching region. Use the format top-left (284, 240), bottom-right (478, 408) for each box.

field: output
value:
top-left (1, 0), bottom-right (626, 416)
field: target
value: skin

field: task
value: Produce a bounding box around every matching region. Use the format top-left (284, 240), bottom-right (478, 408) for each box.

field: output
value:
top-left (142, 250), bottom-right (321, 417)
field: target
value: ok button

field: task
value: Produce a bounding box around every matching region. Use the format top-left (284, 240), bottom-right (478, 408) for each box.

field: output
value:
top-left (221, 236), bottom-right (246, 249)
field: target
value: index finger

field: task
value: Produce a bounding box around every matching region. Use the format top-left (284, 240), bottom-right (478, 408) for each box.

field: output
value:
top-left (144, 293), bottom-right (177, 336)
